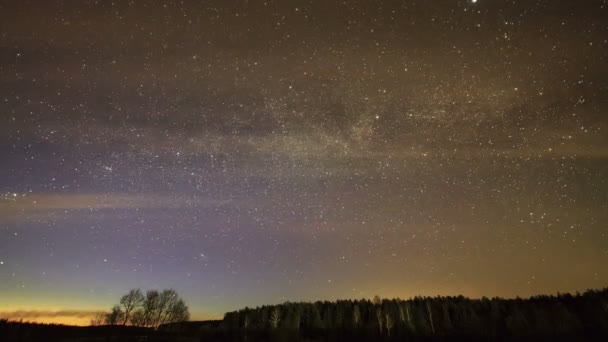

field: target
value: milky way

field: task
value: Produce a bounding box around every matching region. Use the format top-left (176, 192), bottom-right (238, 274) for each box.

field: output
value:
top-left (1, 0), bottom-right (607, 324)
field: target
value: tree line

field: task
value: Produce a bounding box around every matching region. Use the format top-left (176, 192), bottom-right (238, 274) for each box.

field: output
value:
top-left (210, 289), bottom-right (608, 341)
top-left (92, 288), bottom-right (189, 329)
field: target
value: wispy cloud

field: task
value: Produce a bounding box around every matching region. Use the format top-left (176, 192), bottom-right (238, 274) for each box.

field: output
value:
top-left (1, 193), bottom-right (231, 209)
top-left (0, 193), bottom-right (234, 222)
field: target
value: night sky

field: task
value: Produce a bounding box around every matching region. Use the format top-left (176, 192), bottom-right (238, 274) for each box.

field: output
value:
top-left (1, 0), bottom-right (607, 325)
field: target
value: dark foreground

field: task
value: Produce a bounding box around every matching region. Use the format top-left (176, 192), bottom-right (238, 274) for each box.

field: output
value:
top-left (2, 288), bottom-right (608, 341)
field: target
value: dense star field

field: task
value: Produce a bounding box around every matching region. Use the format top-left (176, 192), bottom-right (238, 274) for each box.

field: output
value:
top-left (1, 0), bottom-right (607, 325)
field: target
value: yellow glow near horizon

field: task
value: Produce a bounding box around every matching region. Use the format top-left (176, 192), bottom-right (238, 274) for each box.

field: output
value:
top-left (0, 311), bottom-right (100, 326)
top-left (0, 309), bottom-right (220, 326)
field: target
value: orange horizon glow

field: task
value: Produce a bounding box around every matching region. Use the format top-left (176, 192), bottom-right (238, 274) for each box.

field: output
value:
top-left (0, 310), bottom-right (220, 327)
top-left (0, 311), bottom-right (99, 326)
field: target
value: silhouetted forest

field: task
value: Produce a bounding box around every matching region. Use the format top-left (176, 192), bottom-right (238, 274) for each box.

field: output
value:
top-left (2, 289), bottom-right (608, 341)
top-left (209, 289), bottom-right (608, 341)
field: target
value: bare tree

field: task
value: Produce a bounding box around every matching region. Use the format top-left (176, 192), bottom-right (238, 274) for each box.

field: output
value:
top-left (166, 298), bottom-right (190, 323)
top-left (104, 305), bottom-right (124, 325)
top-left (120, 289), bottom-right (144, 325)
top-left (153, 289), bottom-right (174, 327)
top-left (353, 305), bottom-right (360, 327)
top-left (107, 288), bottom-right (189, 329)
top-left (90, 312), bottom-right (106, 326)
top-left (376, 307), bottom-right (383, 334)
top-left (385, 313), bottom-right (394, 336)
top-left (373, 295), bottom-right (382, 305)
top-left (270, 306), bottom-right (280, 329)
top-left (140, 290), bottom-right (159, 327)
top-left (426, 301), bottom-right (435, 335)
top-left (151, 289), bottom-right (189, 328)
top-left (130, 310), bottom-right (146, 327)
top-left (404, 302), bottom-right (414, 330)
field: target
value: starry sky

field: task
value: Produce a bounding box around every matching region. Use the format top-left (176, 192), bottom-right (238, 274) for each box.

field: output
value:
top-left (1, 0), bottom-right (607, 325)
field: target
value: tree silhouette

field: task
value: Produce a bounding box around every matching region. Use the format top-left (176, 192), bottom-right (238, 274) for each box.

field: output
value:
top-left (120, 289), bottom-right (144, 325)
top-left (104, 305), bottom-right (124, 325)
top-left (89, 312), bottom-right (106, 326)
top-left (101, 288), bottom-right (189, 328)
top-left (141, 290), bottom-right (160, 327)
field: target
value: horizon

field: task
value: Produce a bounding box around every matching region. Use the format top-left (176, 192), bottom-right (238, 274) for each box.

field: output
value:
top-left (1, 0), bottom-right (607, 330)
top-left (3, 287), bottom-right (607, 326)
